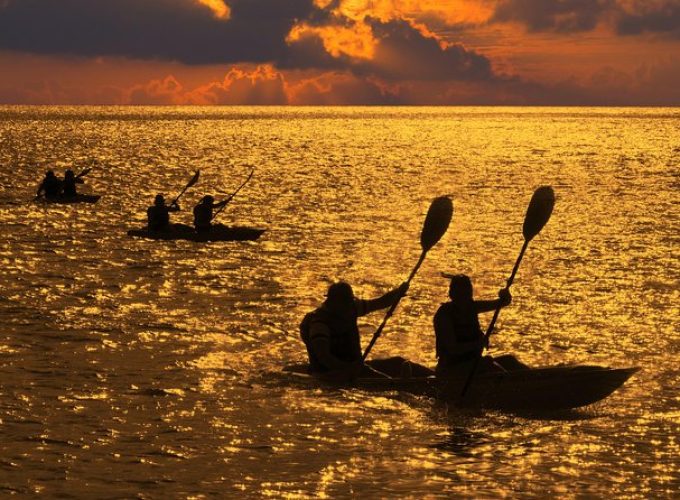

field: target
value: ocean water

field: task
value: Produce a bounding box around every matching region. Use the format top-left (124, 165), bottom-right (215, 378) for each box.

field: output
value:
top-left (0, 106), bottom-right (677, 497)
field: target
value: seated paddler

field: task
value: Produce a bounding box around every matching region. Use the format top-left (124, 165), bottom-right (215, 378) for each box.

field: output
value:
top-left (434, 274), bottom-right (529, 376)
top-left (147, 194), bottom-right (180, 231)
top-left (300, 281), bottom-right (433, 381)
top-left (193, 195), bottom-right (229, 232)
top-left (62, 169), bottom-right (84, 197)
top-left (36, 170), bottom-right (62, 199)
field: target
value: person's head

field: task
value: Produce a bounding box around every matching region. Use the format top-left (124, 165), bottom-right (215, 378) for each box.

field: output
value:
top-left (154, 194), bottom-right (165, 206)
top-left (448, 274), bottom-right (473, 302)
top-left (64, 169), bottom-right (74, 179)
top-left (46, 170), bottom-right (55, 178)
top-left (325, 281), bottom-right (354, 314)
top-left (201, 195), bottom-right (214, 205)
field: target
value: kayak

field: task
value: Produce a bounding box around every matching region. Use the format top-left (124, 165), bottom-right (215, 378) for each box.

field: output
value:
top-left (279, 364), bottom-right (639, 411)
top-left (127, 223), bottom-right (265, 242)
top-left (37, 194), bottom-right (101, 204)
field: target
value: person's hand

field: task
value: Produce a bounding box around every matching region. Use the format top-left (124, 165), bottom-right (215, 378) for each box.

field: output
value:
top-left (498, 287), bottom-right (511, 306)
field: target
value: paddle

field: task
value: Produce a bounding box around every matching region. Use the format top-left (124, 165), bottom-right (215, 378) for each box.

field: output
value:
top-left (169, 170), bottom-right (200, 207)
top-left (75, 167), bottom-right (92, 179)
top-left (460, 186), bottom-right (555, 398)
top-left (212, 168), bottom-right (255, 222)
top-left (362, 195), bottom-right (454, 362)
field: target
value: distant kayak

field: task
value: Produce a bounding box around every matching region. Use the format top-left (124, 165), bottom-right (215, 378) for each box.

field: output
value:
top-left (127, 223), bottom-right (265, 242)
top-left (36, 194), bottom-right (101, 204)
top-left (278, 364), bottom-right (639, 411)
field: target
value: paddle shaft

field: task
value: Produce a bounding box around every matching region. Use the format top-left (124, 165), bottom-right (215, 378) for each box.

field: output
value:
top-left (460, 238), bottom-right (529, 397)
top-left (170, 172), bottom-right (199, 207)
top-left (212, 170), bottom-right (254, 221)
top-left (75, 168), bottom-right (91, 179)
top-left (170, 187), bottom-right (189, 207)
top-left (361, 249), bottom-right (427, 362)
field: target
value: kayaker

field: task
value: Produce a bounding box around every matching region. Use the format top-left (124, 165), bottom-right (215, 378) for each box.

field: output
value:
top-left (300, 281), bottom-right (434, 381)
top-left (36, 170), bottom-right (62, 199)
top-left (434, 274), bottom-right (529, 376)
top-left (62, 169), bottom-right (84, 197)
top-left (193, 195), bottom-right (229, 232)
top-left (147, 194), bottom-right (180, 231)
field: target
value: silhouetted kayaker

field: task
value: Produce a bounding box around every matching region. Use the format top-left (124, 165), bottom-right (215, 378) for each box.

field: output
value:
top-left (147, 194), bottom-right (179, 231)
top-left (300, 281), bottom-right (433, 381)
top-left (36, 170), bottom-right (62, 199)
top-left (434, 274), bottom-right (528, 376)
top-left (62, 169), bottom-right (84, 197)
top-left (193, 195), bottom-right (228, 232)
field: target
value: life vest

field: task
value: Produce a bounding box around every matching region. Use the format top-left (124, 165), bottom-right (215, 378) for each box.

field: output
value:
top-left (300, 304), bottom-right (362, 372)
top-left (147, 205), bottom-right (170, 231)
top-left (63, 178), bottom-right (78, 197)
top-left (42, 176), bottom-right (63, 198)
top-left (434, 301), bottom-right (483, 361)
top-left (193, 203), bottom-right (212, 230)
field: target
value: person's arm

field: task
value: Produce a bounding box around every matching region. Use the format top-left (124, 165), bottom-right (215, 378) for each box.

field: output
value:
top-left (37, 182), bottom-right (44, 196)
top-left (474, 288), bottom-right (511, 313)
top-left (168, 202), bottom-right (180, 212)
top-left (362, 282), bottom-right (409, 315)
top-left (434, 307), bottom-right (483, 357)
top-left (75, 178), bottom-right (84, 184)
top-left (214, 199), bottom-right (229, 209)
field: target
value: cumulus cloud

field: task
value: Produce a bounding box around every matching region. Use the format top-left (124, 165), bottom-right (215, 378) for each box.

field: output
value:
top-left (363, 18), bottom-right (494, 81)
top-left (289, 71), bottom-right (400, 104)
top-left (122, 66), bottom-right (289, 104)
top-left (189, 66), bottom-right (288, 104)
top-left (285, 17), bottom-right (496, 82)
top-left (128, 76), bottom-right (186, 105)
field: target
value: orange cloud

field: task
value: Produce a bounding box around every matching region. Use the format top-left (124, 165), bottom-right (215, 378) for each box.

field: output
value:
top-left (123, 66), bottom-right (289, 105)
top-left (1, 49), bottom-right (679, 106)
top-left (314, 0), bottom-right (494, 30)
top-left (189, 65), bottom-right (288, 104)
top-left (298, 0), bottom-right (496, 62)
top-left (287, 22), bottom-right (378, 60)
top-left (288, 71), bottom-right (397, 104)
top-left (128, 76), bottom-right (186, 105)
top-left (196, 0), bottom-right (231, 19)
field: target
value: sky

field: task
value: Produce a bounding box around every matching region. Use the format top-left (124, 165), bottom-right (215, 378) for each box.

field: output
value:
top-left (0, 0), bottom-right (679, 105)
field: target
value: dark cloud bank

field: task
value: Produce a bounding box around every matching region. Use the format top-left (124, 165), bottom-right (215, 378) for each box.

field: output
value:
top-left (0, 0), bottom-right (314, 64)
top-left (0, 0), bottom-right (496, 82)
top-left (492, 0), bottom-right (680, 37)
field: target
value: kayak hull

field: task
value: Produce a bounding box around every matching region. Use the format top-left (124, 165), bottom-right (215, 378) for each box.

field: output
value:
top-left (279, 364), bottom-right (639, 411)
top-left (127, 223), bottom-right (265, 242)
top-left (38, 194), bottom-right (101, 204)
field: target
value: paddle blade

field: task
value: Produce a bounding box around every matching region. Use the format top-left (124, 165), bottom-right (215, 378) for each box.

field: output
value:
top-left (523, 186), bottom-right (555, 241)
top-left (187, 170), bottom-right (200, 188)
top-left (420, 196), bottom-right (454, 251)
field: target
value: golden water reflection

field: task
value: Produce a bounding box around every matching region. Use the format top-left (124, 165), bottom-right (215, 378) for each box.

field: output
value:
top-left (0, 106), bottom-right (677, 497)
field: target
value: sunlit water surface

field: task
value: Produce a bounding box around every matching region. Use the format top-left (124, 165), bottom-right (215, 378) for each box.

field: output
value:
top-left (0, 106), bottom-right (678, 497)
